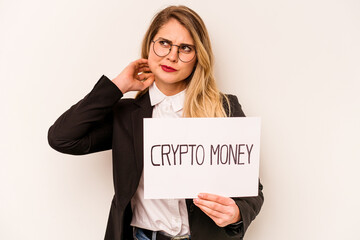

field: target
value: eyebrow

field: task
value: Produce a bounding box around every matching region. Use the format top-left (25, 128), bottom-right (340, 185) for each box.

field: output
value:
top-left (157, 37), bottom-right (195, 47)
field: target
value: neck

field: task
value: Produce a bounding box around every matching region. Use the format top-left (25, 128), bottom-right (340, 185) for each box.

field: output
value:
top-left (155, 80), bottom-right (187, 96)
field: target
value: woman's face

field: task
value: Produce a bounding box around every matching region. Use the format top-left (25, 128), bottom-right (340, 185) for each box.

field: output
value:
top-left (148, 18), bottom-right (197, 96)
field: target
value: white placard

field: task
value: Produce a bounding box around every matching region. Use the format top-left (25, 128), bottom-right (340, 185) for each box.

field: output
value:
top-left (144, 117), bottom-right (261, 199)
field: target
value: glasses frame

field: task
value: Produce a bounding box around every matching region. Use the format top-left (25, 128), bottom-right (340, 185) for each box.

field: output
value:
top-left (151, 38), bottom-right (196, 63)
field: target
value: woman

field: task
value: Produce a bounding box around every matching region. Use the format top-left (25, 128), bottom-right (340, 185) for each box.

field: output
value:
top-left (48, 5), bottom-right (263, 240)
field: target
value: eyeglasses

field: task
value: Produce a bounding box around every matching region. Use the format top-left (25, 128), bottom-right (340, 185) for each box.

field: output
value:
top-left (151, 38), bottom-right (196, 63)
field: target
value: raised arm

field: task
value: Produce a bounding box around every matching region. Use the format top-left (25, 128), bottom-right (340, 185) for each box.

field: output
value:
top-left (48, 75), bottom-right (122, 155)
top-left (48, 59), bottom-right (154, 155)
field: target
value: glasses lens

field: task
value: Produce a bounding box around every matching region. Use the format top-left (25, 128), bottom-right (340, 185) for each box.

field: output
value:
top-left (153, 40), bottom-right (170, 57)
top-left (178, 45), bottom-right (196, 62)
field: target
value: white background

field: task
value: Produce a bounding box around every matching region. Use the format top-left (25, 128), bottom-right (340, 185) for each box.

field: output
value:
top-left (1, 0), bottom-right (359, 239)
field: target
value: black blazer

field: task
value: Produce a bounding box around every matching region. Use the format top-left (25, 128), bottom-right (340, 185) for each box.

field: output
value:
top-left (48, 75), bottom-right (264, 240)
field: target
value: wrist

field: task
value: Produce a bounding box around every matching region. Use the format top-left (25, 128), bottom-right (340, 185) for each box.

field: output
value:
top-left (112, 77), bottom-right (128, 94)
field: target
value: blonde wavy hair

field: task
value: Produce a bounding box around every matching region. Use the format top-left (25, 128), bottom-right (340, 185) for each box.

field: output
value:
top-left (138, 5), bottom-right (229, 117)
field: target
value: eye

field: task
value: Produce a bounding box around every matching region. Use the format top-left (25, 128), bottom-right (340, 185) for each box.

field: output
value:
top-left (159, 40), bottom-right (171, 48)
top-left (180, 45), bottom-right (193, 54)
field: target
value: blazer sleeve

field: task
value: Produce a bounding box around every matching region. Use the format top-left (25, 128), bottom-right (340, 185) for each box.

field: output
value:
top-left (223, 94), bottom-right (264, 238)
top-left (48, 75), bottom-right (123, 155)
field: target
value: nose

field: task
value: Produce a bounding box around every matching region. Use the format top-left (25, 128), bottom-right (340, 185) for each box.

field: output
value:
top-left (166, 46), bottom-right (179, 63)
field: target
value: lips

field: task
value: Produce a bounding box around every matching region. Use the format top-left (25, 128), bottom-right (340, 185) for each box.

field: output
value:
top-left (161, 65), bottom-right (177, 72)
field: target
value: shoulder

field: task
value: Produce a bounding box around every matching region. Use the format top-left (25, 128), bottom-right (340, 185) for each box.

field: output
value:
top-left (223, 94), bottom-right (246, 117)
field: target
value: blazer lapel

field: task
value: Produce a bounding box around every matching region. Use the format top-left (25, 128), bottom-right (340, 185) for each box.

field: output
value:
top-left (131, 91), bottom-right (153, 175)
